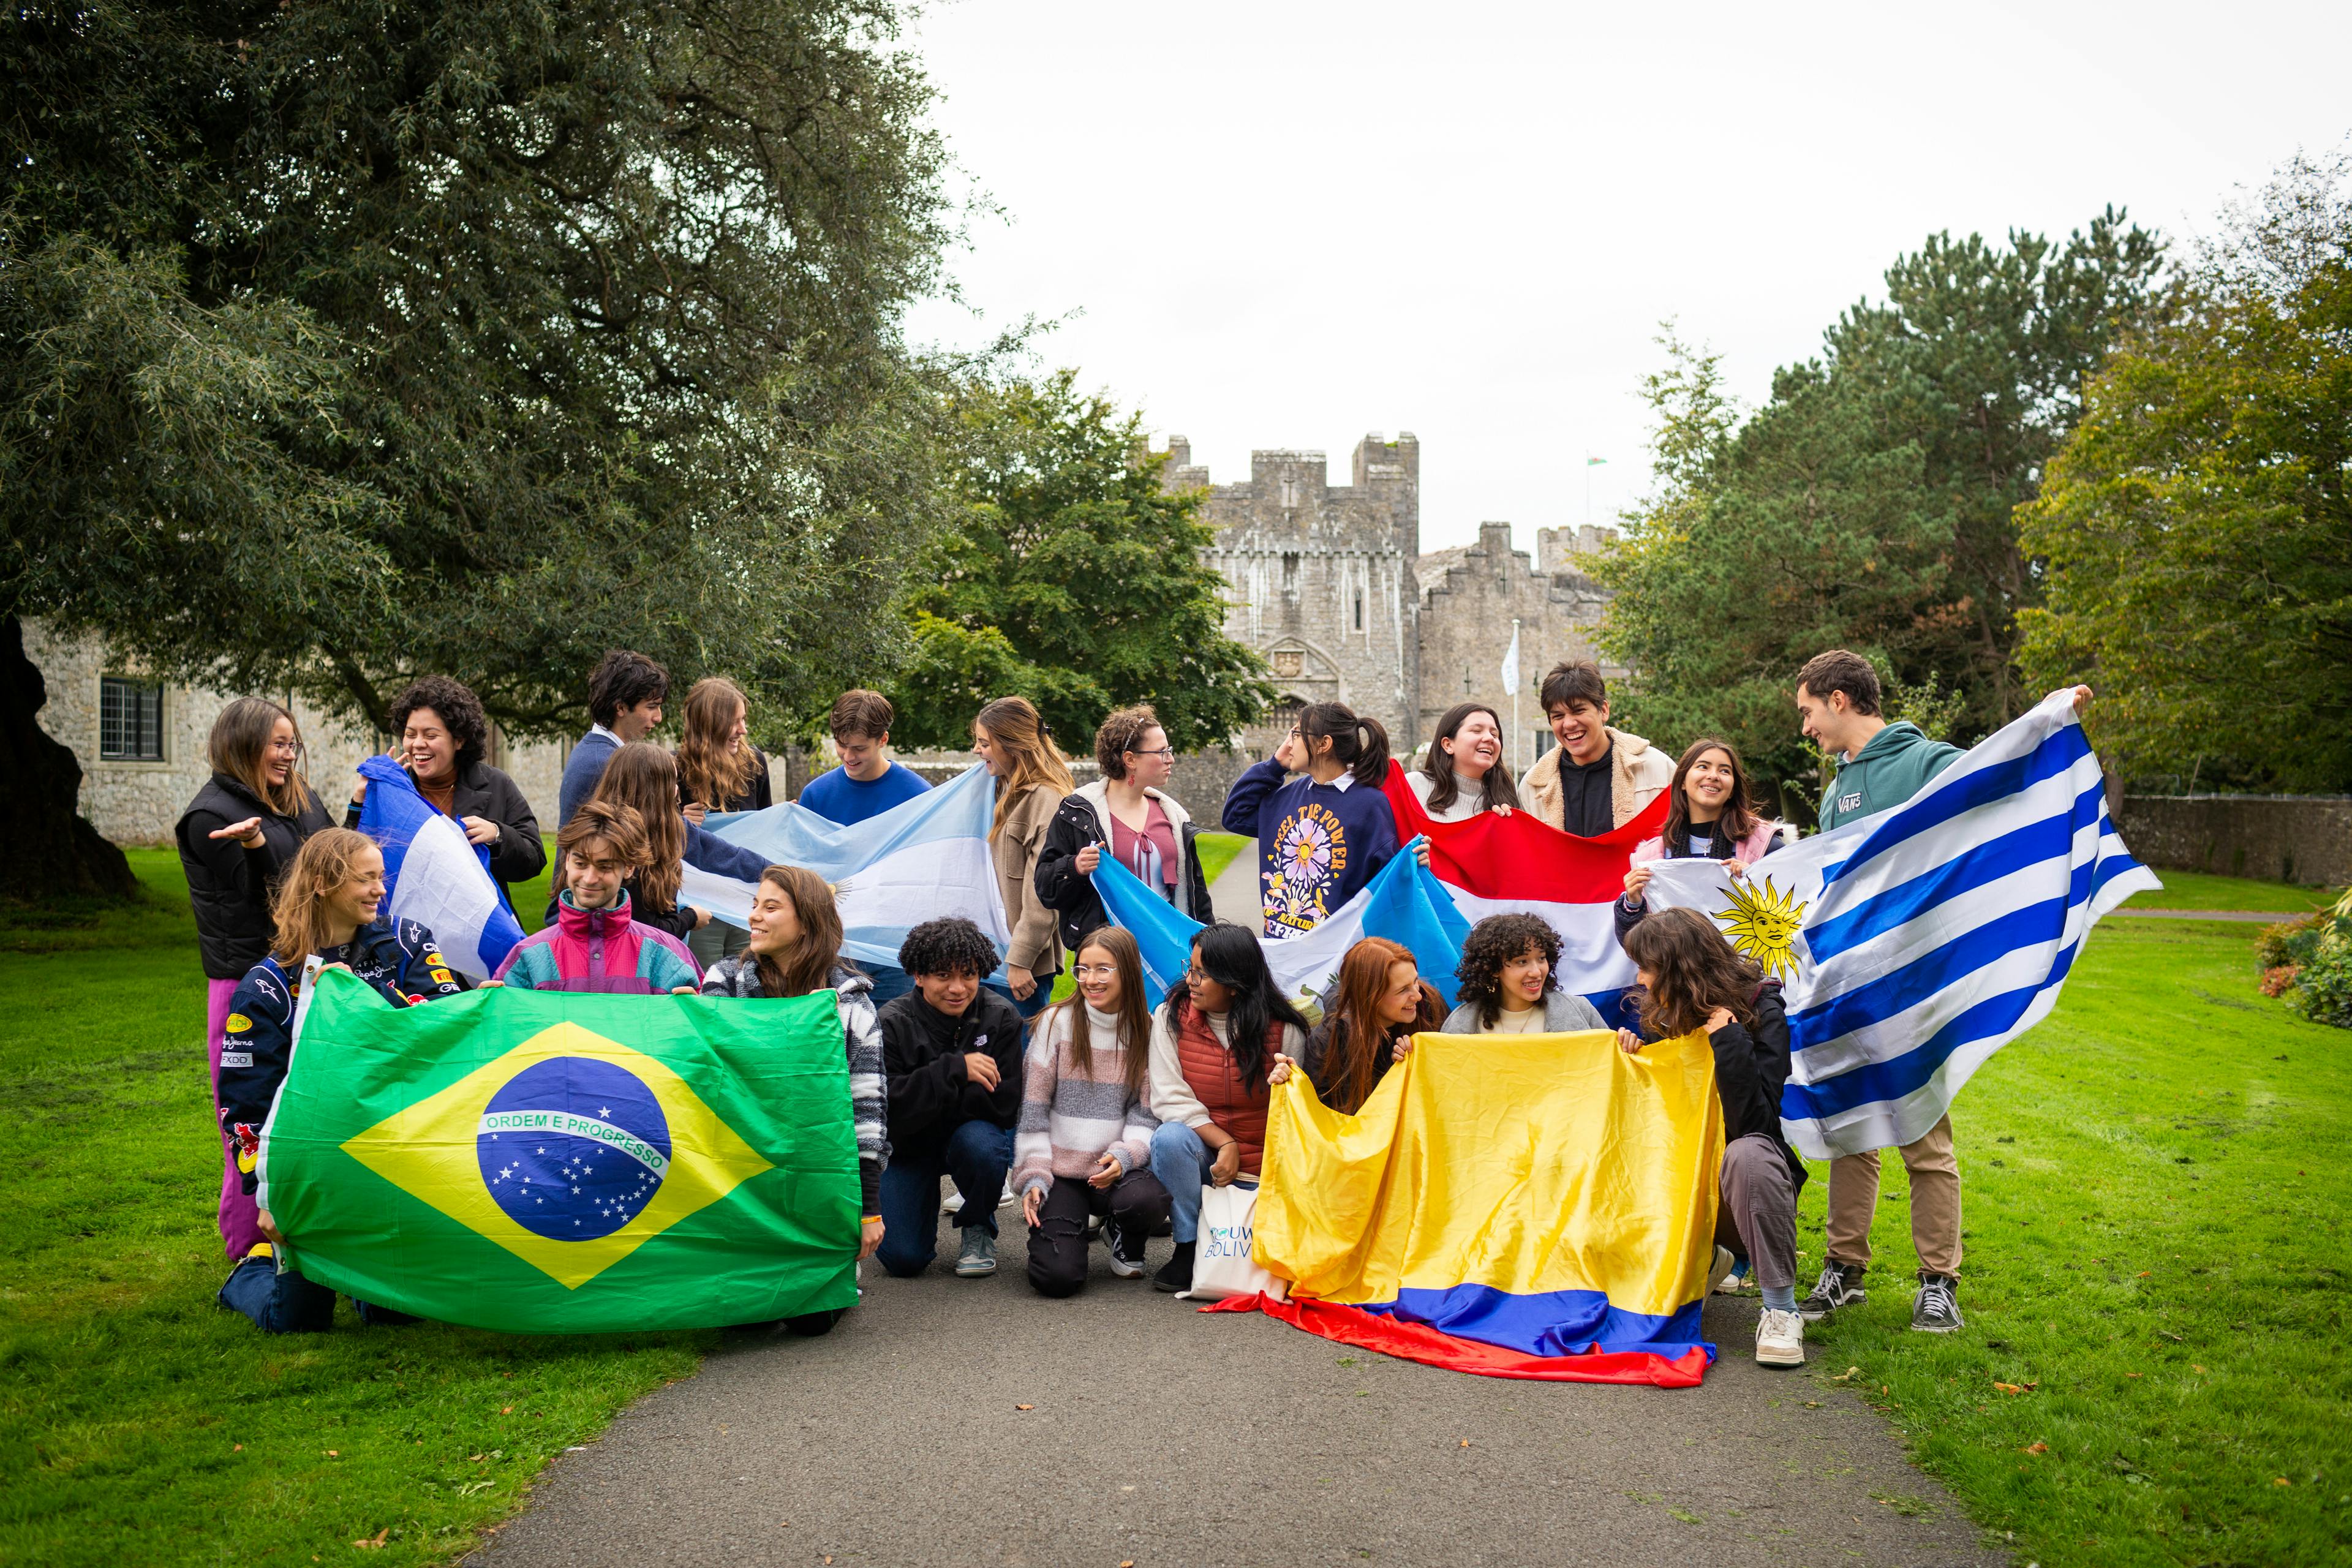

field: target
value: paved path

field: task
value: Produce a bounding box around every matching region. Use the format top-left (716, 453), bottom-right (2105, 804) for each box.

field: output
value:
top-left (474, 1213), bottom-right (2000, 1568)
top-left (1208, 848), bottom-right (1259, 929)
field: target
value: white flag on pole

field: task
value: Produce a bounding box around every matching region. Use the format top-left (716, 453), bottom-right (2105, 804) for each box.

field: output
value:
top-left (1499, 622), bottom-right (1521, 692)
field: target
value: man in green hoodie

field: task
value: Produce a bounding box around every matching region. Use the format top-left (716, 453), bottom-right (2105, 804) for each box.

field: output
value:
top-left (1791, 648), bottom-right (1970, 1333)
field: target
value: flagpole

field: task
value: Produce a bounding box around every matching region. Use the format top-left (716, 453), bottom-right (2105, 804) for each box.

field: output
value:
top-left (1511, 617), bottom-right (1522, 776)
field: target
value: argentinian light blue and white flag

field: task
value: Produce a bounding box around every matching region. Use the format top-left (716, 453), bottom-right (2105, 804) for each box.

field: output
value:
top-left (1643, 690), bottom-right (2160, 1159)
top-left (680, 763), bottom-right (1012, 974)
top-left (353, 755), bottom-right (526, 981)
top-left (1097, 836), bottom-right (1471, 1020)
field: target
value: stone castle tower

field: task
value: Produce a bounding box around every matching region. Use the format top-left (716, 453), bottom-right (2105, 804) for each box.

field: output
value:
top-left (1166, 434), bottom-right (1618, 766)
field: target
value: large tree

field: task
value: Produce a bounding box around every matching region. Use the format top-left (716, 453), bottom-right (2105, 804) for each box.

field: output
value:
top-left (883, 371), bottom-right (1272, 753)
top-left (1594, 213), bottom-right (2171, 815)
top-left (2019, 151), bottom-right (2352, 793)
top-left (1, 0), bottom-right (960, 899)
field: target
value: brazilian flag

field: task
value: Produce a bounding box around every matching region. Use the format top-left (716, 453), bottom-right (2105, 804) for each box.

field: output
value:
top-left (259, 968), bottom-right (859, 1332)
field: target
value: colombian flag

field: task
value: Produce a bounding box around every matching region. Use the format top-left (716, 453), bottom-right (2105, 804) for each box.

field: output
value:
top-left (257, 969), bottom-right (860, 1332)
top-left (1213, 1027), bottom-right (1723, 1387)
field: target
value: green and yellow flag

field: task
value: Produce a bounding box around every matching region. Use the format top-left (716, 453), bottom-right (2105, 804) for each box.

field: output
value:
top-left (259, 969), bottom-right (859, 1332)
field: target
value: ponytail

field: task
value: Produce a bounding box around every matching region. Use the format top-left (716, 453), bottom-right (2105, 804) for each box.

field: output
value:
top-left (1300, 702), bottom-right (1390, 788)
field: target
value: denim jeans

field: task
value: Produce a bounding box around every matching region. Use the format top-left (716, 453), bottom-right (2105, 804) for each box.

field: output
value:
top-left (1149, 1121), bottom-right (1262, 1245)
top-left (216, 1255), bottom-right (417, 1333)
top-left (875, 1118), bottom-right (1016, 1277)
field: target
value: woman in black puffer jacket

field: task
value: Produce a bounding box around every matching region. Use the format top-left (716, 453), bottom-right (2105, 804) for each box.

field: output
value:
top-left (174, 697), bottom-right (333, 1262)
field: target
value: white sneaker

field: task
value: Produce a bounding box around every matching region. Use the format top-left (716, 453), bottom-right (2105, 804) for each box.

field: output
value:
top-left (1755, 1307), bottom-right (1805, 1368)
top-left (942, 1191), bottom-right (964, 1218)
top-left (1707, 1245), bottom-right (1737, 1294)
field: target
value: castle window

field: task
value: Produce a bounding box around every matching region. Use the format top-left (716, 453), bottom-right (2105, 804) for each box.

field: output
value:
top-left (1353, 592), bottom-right (1364, 630)
top-left (100, 677), bottom-right (165, 761)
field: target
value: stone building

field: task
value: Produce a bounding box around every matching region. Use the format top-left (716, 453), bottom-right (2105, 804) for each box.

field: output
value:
top-left (1170, 434), bottom-right (1618, 769)
top-left (27, 621), bottom-right (567, 846)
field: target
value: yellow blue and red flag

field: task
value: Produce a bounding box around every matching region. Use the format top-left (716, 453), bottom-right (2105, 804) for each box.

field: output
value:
top-left (1210, 1026), bottom-right (1724, 1387)
top-left (258, 969), bottom-right (860, 1332)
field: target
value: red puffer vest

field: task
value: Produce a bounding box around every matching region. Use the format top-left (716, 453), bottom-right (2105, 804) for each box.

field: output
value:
top-left (1173, 1003), bottom-right (1282, 1177)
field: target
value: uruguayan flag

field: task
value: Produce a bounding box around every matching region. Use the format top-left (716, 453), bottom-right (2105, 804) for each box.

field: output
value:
top-left (1643, 690), bottom-right (2160, 1159)
top-left (1098, 836), bottom-right (1471, 1021)
top-left (353, 755), bottom-right (526, 981)
top-left (681, 763), bottom-right (1012, 974)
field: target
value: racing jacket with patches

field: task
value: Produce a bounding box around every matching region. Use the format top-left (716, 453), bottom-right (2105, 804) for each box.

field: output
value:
top-left (216, 918), bottom-right (467, 1194)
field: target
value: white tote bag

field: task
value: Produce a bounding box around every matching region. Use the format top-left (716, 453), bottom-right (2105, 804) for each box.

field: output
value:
top-left (1176, 1180), bottom-right (1289, 1303)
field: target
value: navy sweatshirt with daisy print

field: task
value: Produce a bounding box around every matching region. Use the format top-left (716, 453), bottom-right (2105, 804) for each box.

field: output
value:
top-left (1221, 758), bottom-right (1401, 940)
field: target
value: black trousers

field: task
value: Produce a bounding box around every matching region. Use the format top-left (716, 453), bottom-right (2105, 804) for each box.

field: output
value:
top-left (1026, 1170), bottom-right (1172, 1298)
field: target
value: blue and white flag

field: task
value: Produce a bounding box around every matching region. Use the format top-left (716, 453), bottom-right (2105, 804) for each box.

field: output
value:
top-left (1097, 836), bottom-right (1471, 1020)
top-left (1643, 690), bottom-right (2160, 1159)
top-left (353, 755), bottom-right (525, 981)
top-left (680, 763), bottom-right (1011, 974)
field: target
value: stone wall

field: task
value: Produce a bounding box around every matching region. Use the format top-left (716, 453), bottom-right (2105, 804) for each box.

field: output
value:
top-left (2116, 794), bottom-right (2352, 888)
top-left (28, 622), bottom-right (569, 847)
top-left (1176, 434), bottom-right (1422, 753)
top-left (1415, 521), bottom-right (1616, 771)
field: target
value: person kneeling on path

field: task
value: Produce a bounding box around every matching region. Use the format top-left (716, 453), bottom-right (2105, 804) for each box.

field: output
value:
top-left (1147, 924), bottom-right (1310, 1293)
top-left (490, 802), bottom-right (701, 994)
top-left (703, 865), bottom-right (887, 1335)
top-left (1016, 927), bottom-right (1172, 1295)
top-left (1440, 914), bottom-right (1606, 1036)
top-left (1619, 908), bottom-right (1808, 1368)
top-left (876, 918), bottom-right (1026, 1279)
top-left (215, 828), bottom-right (467, 1332)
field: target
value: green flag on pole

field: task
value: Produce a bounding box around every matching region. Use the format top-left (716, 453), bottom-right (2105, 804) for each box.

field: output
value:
top-left (259, 969), bottom-right (860, 1333)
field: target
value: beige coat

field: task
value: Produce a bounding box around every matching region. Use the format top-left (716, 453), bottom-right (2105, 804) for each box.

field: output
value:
top-left (991, 782), bottom-right (1065, 974)
top-left (1521, 726), bottom-right (1676, 832)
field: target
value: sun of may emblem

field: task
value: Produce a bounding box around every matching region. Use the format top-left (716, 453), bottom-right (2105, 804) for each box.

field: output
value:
top-left (1714, 875), bottom-right (1811, 979)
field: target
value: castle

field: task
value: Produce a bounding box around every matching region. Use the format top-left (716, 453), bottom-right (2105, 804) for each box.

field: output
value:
top-left (1169, 431), bottom-right (1619, 771)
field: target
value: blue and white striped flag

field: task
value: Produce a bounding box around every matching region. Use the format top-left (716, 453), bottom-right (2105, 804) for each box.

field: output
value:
top-left (679, 763), bottom-right (1012, 975)
top-left (1096, 835), bottom-right (1471, 1020)
top-left (353, 755), bottom-right (525, 981)
top-left (1643, 690), bottom-right (2160, 1158)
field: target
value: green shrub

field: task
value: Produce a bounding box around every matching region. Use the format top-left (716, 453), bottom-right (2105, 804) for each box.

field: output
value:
top-left (2272, 891), bottom-right (2352, 1029)
top-left (2255, 910), bottom-right (2328, 971)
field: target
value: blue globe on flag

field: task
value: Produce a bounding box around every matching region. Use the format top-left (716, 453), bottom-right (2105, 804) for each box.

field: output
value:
top-left (478, 1057), bottom-right (673, 1242)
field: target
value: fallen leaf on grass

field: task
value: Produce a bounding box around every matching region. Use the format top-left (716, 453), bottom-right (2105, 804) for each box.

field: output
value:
top-left (2274, 1478), bottom-right (2291, 1487)
top-left (2157, 1330), bottom-right (2185, 1342)
top-left (1992, 1382), bottom-right (2031, 1395)
top-left (2022, 1442), bottom-right (2048, 1455)
top-left (2126, 1372), bottom-right (2143, 1379)
top-left (2138, 1271), bottom-right (2151, 1278)
top-left (326, 1449), bottom-right (341, 1458)
top-left (233, 1445), bottom-right (243, 1452)
top-left (501, 1406), bottom-right (513, 1415)
top-left (1826, 1366), bottom-right (1861, 1382)
top-left (353, 1529), bottom-right (388, 1550)
top-left (2192, 1365), bottom-right (2207, 1374)
top-left (1014, 1404), bottom-right (1035, 1411)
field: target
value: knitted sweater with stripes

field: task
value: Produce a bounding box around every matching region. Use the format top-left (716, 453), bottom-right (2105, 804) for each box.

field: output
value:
top-left (1012, 1003), bottom-right (1159, 1197)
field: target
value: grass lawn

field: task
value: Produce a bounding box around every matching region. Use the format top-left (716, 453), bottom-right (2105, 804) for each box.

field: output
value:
top-left (0, 850), bottom-right (707, 1567)
top-left (5, 848), bottom-right (2343, 1566)
top-left (1193, 828), bottom-right (1249, 889)
top-left (2117, 869), bottom-right (2337, 913)
top-left (1796, 905), bottom-right (2351, 1565)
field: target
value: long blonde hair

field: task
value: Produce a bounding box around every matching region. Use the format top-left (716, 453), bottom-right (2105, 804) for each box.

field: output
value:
top-left (268, 827), bottom-right (380, 966)
top-left (677, 676), bottom-right (756, 811)
top-left (753, 865), bottom-right (845, 998)
top-left (975, 696), bottom-right (1074, 842)
top-left (208, 696), bottom-right (317, 819)
top-left (590, 743), bottom-right (685, 914)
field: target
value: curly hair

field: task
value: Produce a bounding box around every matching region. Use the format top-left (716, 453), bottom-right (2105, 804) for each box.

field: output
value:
top-left (898, 916), bottom-right (1000, 979)
top-left (1094, 704), bottom-right (1164, 782)
top-left (1621, 907), bottom-right (1762, 1038)
top-left (388, 676), bottom-right (489, 767)
top-left (1453, 913), bottom-right (1562, 1028)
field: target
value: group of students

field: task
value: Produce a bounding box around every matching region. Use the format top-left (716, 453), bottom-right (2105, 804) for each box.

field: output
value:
top-left (175, 644), bottom-right (2007, 1366)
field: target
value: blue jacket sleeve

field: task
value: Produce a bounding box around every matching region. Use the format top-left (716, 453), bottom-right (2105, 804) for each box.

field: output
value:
top-left (1357, 790), bottom-right (1400, 880)
top-left (216, 963), bottom-right (297, 1194)
top-left (684, 820), bottom-right (772, 883)
top-left (1221, 757), bottom-right (1289, 836)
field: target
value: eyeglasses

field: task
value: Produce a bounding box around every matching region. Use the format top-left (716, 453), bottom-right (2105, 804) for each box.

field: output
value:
top-left (1072, 963), bottom-right (1119, 978)
top-left (1126, 746), bottom-right (1175, 760)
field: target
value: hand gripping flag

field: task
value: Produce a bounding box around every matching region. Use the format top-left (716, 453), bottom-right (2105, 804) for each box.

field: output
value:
top-left (679, 762), bottom-right (1011, 974)
top-left (1640, 690), bottom-right (2160, 1158)
top-left (1208, 1028), bottom-right (1722, 1387)
top-left (1093, 837), bottom-right (1470, 1018)
top-left (1383, 763), bottom-right (1667, 1024)
top-left (256, 969), bottom-right (861, 1332)
top-left (354, 755), bottom-right (525, 981)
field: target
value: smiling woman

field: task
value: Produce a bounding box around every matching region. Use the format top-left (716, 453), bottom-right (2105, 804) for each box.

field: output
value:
top-left (1411, 702), bottom-right (1523, 822)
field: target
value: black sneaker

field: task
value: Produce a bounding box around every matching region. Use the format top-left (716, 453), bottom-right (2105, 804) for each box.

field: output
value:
top-left (1799, 1259), bottom-right (1868, 1322)
top-left (1911, 1272), bottom-right (1963, 1333)
top-left (1152, 1240), bottom-right (1196, 1294)
top-left (1102, 1216), bottom-right (1145, 1279)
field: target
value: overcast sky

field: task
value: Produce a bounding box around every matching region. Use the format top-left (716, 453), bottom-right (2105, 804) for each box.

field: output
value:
top-left (900, 1), bottom-right (2351, 555)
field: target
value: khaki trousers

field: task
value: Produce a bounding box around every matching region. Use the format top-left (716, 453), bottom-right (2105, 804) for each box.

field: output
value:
top-left (1823, 1114), bottom-right (1961, 1278)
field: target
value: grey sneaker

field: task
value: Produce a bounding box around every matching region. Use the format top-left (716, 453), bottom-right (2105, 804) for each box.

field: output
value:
top-left (1799, 1259), bottom-right (1868, 1322)
top-left (954, 1225), bottom-right (996, 1277)
top-left (1911, 1271), bottom-right (1963, 1333)
top-left (1102, 1216), bottom-right (1146, 1278)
